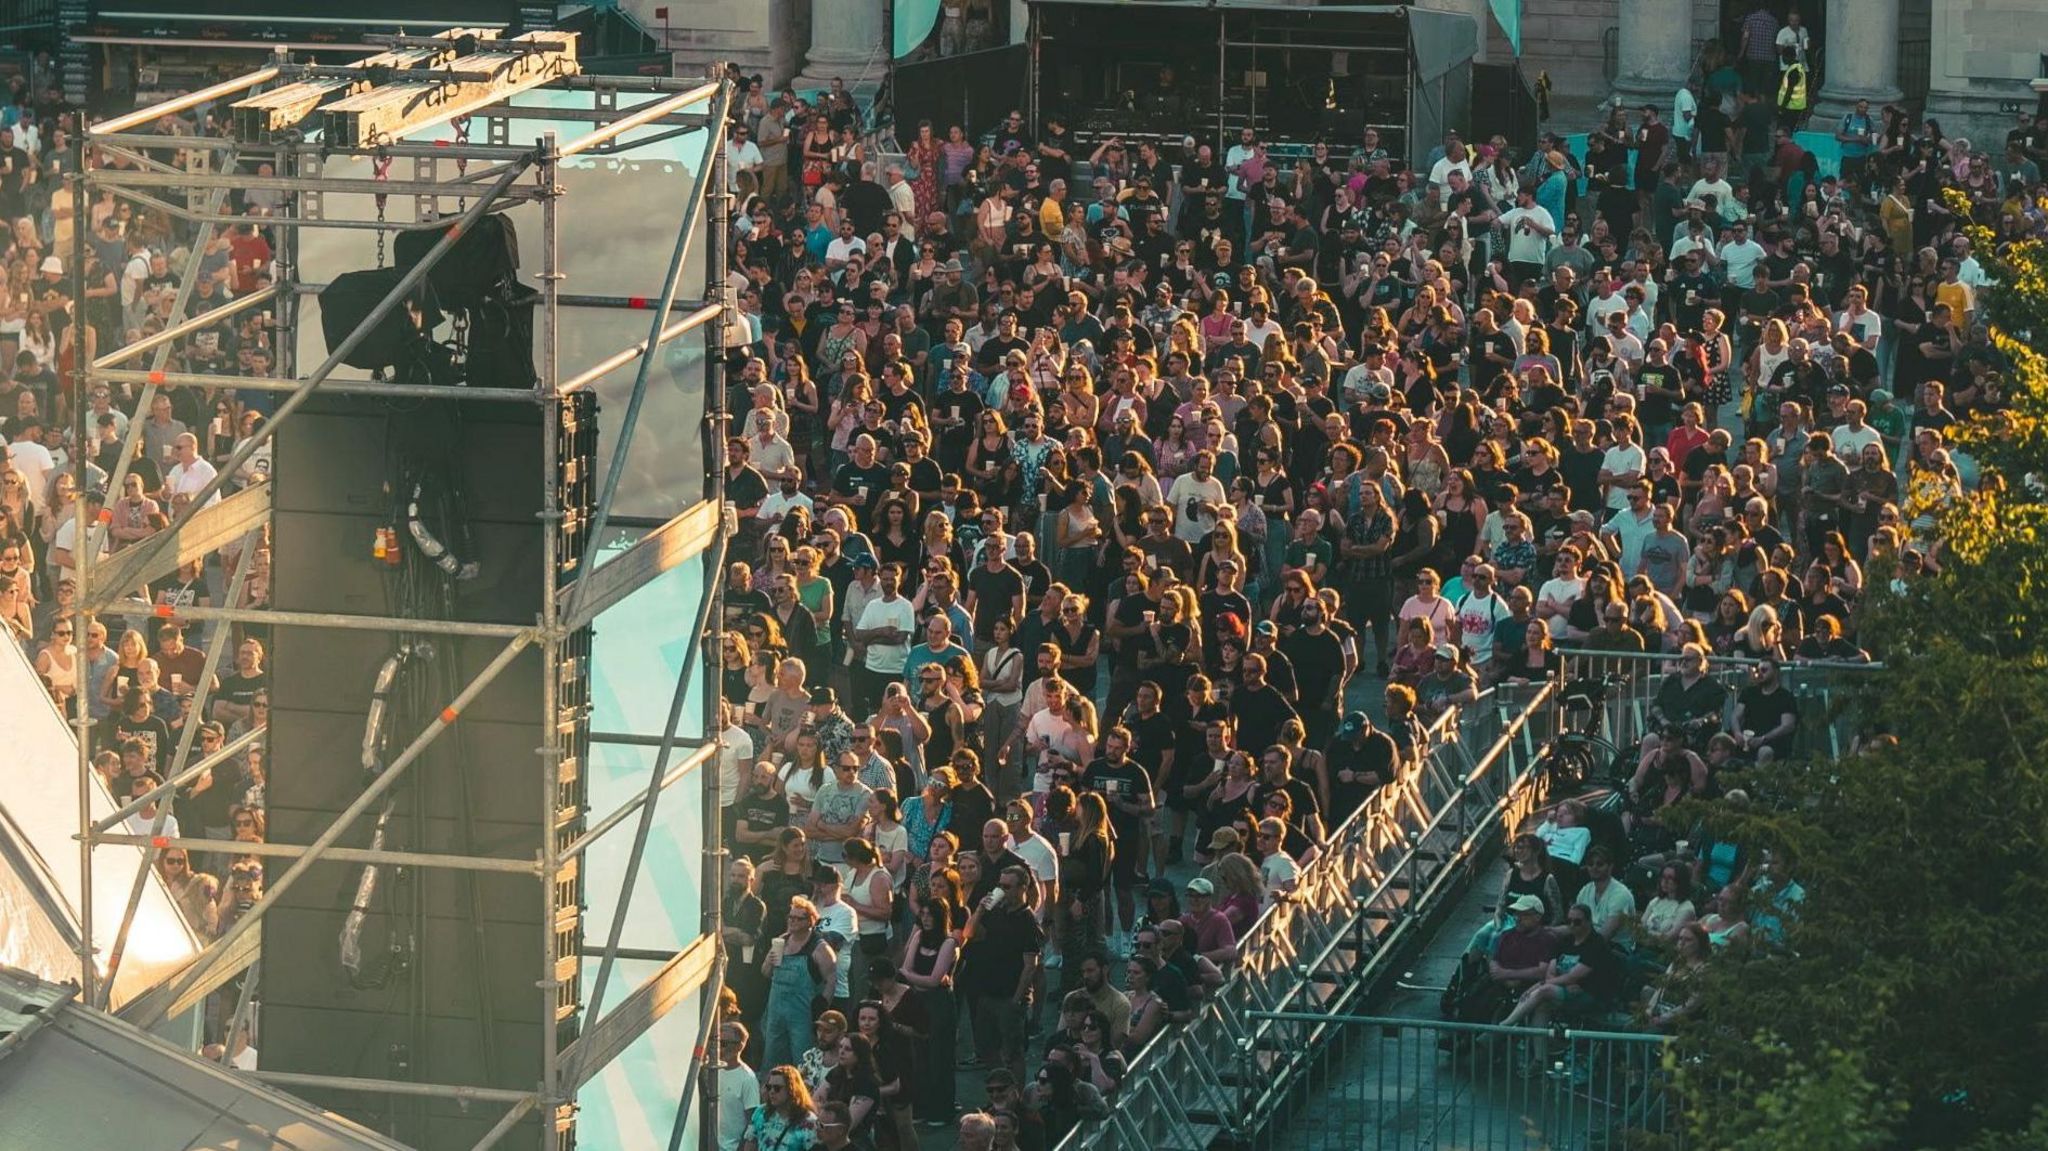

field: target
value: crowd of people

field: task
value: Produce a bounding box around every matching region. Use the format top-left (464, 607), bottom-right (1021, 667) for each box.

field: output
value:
top-left (0, 22), bottom-right (2027, 1145)
top-left (704, 34), bottom-right (2024, 1147)
top-left (0, 70), bottom-right (275, 978)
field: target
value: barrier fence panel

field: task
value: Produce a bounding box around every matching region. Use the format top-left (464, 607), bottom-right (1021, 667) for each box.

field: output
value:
top-left (1553, 649), bottom-right (1881, 765)
top-left (1244, 1014), bottom-right (1681, 1151)
top-left (1055, 681), bottom-right (1562, 1151)
top-left (1053, 658), bottom-right (1877, 1151)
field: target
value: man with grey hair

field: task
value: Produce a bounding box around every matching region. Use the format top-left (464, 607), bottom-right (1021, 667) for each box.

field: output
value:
top-left (885, 163), bottom-right (916, 216)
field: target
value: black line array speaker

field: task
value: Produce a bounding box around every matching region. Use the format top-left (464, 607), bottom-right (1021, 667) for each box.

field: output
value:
top-left (262, 391), bottom-right (596, 1149)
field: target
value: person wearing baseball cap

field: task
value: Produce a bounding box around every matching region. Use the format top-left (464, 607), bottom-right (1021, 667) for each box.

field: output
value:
top-left (1326, 709), bottom-right (1398, 823)
top-left (1180, 877), bottom-right (1238, 966)
top-left (1490, 893), bottom-right (1558, 993)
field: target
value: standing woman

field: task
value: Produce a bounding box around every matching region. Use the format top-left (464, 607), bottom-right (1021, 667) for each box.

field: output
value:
top-left (978, 617), bottom-right (1026, 787)
top-left (906, 120), bottom-right (943, 221)
top-left (940, 125), bottom-right (977, 207)
top-left (842, 838), bottom-right (895, 962)
top-left (1251, 443), bottom-right (1294, 597)
top-left (898, 898), bottom-right (959, 1126)
top-left (760, 895), bottom-right (839, 1069)
top-left (821, 1032), bottom-right (882, 1147)
top-left (760, 827), bottom-right (818, 929)
top-left (1051, 592), bottom-right (1102, 700)
top-left (33, 618), bottom-right (79, 710)
top-left (1057, 791), bottom-right (1114, 975)
top-left (802, 115), bottom-right (837, 199)
top-left (781, 356), bottom-right (824, 477)
top-left (739, 1066), bottom-right (818, 1151)
top-left (965, 412), bottom-right (1017, 511)
top-left (1051, 479), bottom-right (1102, 591)
top-left (855, 997), bottom-right (920, 1151)
top-left (1434, 469), bottom-right (1488, 573)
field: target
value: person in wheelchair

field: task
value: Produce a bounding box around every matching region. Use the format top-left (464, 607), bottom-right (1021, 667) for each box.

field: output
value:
top-left (1499, 904), bottom-right (1622, 1028)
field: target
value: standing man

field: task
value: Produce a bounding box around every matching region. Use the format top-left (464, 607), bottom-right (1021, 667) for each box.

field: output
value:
top-left (851, 562), bottom-right (915, 716)
top-left (707, 1021), bottom-right (760, 1151)
top-left (963, 865), bottom-right (1045, 1081)
top-left (1497, 183), bottom-right (1556, 288)
top-left (1737, 1), bottom-right (1781, 97)
top-left (1835, 98), bottom-right (1876, 184)
top-left (1671, 78), bottom-right (1698, 163)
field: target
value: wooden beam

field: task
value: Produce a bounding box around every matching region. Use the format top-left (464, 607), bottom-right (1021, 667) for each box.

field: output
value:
top-left (555, 935), bottom-right (717, 1089)
top-left (322, 31), bottom-right (580, 148)
top-left (84, 483), bottom-right (271, 610)
top-left (560, 499), bottom-right (719, 631)
top-left (228, 29), bottom-right (498, 138)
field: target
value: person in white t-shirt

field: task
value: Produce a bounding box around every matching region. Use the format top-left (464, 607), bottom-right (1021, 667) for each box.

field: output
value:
top-left (1717, 222), bottom-right (1767, 289)
top-left (725, 124), bottom-right (764, 193)
top-left (1830, 400), bottom-right (1883, 459)
top-left (1535, 548), bottom-right (1589, 640)
top-left (852, 563), bottom-right (917, 715)
top-left (6, 416), bottom-right (55, 513)
top-left (717, 701), bottom-right (754, 810)
top-left (1165, 451), bottom-right (1227, 543)
top-left (163, 433), bottom-right (221, 510)
top-left (1601, 425), bottom-right (1649, 512)
top-left (1497, 186), bottom-right (1556, 280)
top-left (1453, 564), bottom-right (1512, 666)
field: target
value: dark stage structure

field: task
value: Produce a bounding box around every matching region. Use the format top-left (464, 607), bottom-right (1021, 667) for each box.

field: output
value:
top-left (1023, 0), bottom-right (1477, 167)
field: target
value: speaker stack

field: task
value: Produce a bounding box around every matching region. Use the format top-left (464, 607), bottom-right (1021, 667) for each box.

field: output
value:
top-left (262, 212), bottom-right (598, 1148)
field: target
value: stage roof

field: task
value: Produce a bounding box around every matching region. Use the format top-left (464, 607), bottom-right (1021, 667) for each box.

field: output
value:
top-left (0, 965), bottom-right (407, 1151)
top-left (0, 644), bottom-right (200, 1012)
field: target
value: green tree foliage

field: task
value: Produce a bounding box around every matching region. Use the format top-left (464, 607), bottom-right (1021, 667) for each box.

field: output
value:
top-left (1669, 194), bottom-right (2048, 1148)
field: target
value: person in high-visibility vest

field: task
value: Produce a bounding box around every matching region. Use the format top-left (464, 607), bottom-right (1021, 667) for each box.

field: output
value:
top-left (1776, 47), bottom-right (1809, 133)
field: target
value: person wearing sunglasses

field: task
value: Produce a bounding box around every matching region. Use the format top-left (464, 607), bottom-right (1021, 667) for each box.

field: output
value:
top-left (33, 617), bottom-right (77, 710)
top-left (157, 849), bottom-right (218, 938)
top-left (738, 1065), bottom-right (815, 1151)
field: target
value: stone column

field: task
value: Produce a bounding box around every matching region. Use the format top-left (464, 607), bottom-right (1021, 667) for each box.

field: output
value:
top-left (1813, 0), bottom-right (1902, 120)
top-left (1612, 0), bottom-right (1695, 107)
top-left (794, 0), bottom-right (887, 93)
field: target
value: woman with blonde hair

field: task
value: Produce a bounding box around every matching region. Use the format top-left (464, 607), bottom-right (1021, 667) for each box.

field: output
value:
top-left (1058, 791), bottom-right (1114, 967)
top-left (1208, 851), bottom-right (1267, 930)
top-left (1736, 604), bottom-right (1783, 661)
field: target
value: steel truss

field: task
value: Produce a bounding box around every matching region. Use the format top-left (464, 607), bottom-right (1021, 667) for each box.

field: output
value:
top-left (67, 53), bottom-right (735, 1151)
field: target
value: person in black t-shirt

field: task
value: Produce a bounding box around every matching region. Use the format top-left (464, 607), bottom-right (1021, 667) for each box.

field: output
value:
top-left (1501, 903), bottom-right (1619, 1027)
top-left (1082, 727), bottom-right (1156, 933)
top-left (725, 437), bottom-right (770, 520)
top-left (1733, 659), bottom-right (1799, 763)
top-left (1322, 711), bottom-right (1398, 827)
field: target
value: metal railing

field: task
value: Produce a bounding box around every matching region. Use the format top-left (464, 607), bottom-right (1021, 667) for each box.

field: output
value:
top-left (1058, 656), bottom-right (1881, 1151)
top-left (1552, 648), bottom-right (1882, 764)
top-left (1244, 1013), bottom-right (1680, 1151)
top-left (1058, 681), bottom-right (1563, 1151)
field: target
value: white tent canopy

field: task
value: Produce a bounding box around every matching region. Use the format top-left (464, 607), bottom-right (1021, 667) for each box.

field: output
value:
top-left (0, 642), bottom-right (200, 1009)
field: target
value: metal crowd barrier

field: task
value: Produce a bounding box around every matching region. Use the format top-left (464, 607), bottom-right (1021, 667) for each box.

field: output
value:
top-left (1552, 649), bottom-right (1883, 763)
top-left (1243, 1013), bottom-right (1681, 1151)
top-left (1058, 656), bottom-right (1881, 1151)
top-left (1057, 682), bottom-right (1562, 1151)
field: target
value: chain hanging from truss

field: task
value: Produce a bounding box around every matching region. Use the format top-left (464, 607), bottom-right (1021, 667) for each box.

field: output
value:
top-left (451, 115), bottom-right (471, 213)
top-left (372, 147), bottom-right (394, 267)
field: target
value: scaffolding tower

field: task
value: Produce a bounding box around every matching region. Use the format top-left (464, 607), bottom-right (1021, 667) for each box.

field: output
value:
top-left (66, 37), bottom-right (734, 1151)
